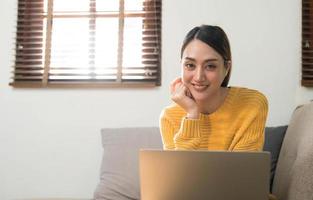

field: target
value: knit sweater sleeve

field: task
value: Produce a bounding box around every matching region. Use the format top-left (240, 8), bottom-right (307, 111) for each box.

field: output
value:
top-left (229, 92), bottom-right (268, 151)
top-left (160, 108), bottom-right (201, 150)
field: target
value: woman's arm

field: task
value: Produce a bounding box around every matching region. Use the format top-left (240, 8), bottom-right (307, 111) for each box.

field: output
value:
top-left (160, 110), bottom-right (202, 150)
top-left (229, 94), bottom-right (268, 151)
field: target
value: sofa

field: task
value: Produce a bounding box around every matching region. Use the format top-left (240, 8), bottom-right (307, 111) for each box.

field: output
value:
top-left (94, 101), bottom-right (313, 200)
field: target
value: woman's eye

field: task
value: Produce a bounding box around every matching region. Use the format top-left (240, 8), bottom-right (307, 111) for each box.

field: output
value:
top-left (185, 63), bottom-right (195, 69)
top-left (205, 64), bottom-right (216, 70)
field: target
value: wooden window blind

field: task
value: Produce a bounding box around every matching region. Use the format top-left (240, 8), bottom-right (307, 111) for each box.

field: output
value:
top-left (10, 0), bottom-right (161, 87)
top-left (302, 0), bottom-right (313, 87)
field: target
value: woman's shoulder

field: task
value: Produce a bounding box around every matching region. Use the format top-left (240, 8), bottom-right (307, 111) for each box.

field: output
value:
top-left (230, 86), bottom-right (267, 99)
top-left (229, 86), bottom-right (268, 109)
top-left (160, 103), bottom-right (186, 118)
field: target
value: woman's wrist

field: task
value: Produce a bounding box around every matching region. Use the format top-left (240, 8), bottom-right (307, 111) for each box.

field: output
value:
top-left (186, 109), bottom-right (199, 119)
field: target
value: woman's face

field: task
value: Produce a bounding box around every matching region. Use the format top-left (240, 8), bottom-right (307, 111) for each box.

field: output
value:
top-left (181, 39), bottom-right (229, 101)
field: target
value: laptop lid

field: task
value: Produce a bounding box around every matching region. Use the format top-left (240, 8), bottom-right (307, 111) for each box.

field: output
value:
top-left (139, 150), bottom-right (270, 200)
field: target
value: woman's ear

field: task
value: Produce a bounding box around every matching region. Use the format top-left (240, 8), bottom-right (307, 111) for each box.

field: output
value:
top-left (225, 60), bottom-right (231, 76)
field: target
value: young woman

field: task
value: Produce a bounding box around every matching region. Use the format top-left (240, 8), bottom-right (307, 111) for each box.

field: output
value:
top-left (159, 24), bottom-right (275, 200)
top-left (160, 25), bottom-right (268, 152)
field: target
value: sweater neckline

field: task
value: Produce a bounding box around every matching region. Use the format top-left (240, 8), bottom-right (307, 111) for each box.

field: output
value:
top-left (199, 87), bottom-right (237, 118)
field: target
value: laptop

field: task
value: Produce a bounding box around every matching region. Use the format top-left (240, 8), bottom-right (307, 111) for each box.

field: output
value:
top-left (139, 150), bottom-right (270, 200)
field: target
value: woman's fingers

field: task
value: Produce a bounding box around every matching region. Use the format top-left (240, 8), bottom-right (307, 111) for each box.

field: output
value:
top-left (171, 83), bottom-right (186, 101)
top-left (170, 77), bottom-right (182, 94)
top-left (185, 87), bottom-right (194, 99)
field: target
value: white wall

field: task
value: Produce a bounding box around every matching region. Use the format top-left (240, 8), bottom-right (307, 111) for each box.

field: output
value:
top-left (1, 0), bottom-right (312, 199)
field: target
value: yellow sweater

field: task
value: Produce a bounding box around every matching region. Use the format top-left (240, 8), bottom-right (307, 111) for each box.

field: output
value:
top-left (160, 87), bottom-right (268, 151)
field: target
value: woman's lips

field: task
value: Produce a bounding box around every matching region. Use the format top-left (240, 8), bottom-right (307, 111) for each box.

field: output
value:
top-left (191, 83), bottom-right (208, 91)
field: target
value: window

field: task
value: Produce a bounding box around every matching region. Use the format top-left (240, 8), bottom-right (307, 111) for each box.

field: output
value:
top-left (11, 0), bottom-right (161, 87)
top-left (302, 0), bottom-right (313, 87)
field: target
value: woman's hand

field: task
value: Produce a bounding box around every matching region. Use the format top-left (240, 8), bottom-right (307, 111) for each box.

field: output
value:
top-left (170, 78), bottom-right (199, 119)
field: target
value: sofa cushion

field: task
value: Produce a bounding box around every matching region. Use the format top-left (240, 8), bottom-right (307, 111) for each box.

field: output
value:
top-left (272, 102), bottom-right (313, 200)
top-left (94, 127), bottom-right (162, 200)
top-left (263, 125), bottom-right (288, 192)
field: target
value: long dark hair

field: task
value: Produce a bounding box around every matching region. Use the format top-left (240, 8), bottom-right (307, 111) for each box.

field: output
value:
top-left (181, 25), bottom-right (232, 87)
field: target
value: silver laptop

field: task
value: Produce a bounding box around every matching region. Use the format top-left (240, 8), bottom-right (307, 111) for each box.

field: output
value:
top-left (139, 150), bottom-right (270, 200)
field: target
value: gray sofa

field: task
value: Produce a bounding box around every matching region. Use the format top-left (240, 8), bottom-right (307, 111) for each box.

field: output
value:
top-left (94, 101), bottom-right (313, 200)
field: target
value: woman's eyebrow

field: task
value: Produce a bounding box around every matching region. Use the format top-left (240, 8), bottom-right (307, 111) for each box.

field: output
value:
top-left (184, 57), bottom-right (219, 62)
top-left (203, 58), bottom-right (219, 62)
top-left (184, 57), bottom-right (196, 61)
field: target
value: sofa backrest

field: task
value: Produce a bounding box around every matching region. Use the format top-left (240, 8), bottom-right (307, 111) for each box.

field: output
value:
top-left (94, 127), bottom-right (162, 200)
top-left (272, 102), bottom-right (313, 200)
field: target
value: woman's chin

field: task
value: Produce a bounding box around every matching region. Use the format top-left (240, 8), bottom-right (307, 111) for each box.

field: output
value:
top-left (190, 92), bottom-right (209, 101)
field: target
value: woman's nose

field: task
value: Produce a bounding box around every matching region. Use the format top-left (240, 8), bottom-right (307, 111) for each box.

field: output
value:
top-left (195, 67), bottom-right (205, 81)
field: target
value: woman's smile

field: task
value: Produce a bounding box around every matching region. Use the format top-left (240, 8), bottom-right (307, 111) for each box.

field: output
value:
top-left (191, 83), bottom-right (209, 92)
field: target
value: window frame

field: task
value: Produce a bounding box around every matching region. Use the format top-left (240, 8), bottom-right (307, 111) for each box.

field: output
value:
top-left (10, 0), bottom-right (162, 88)
top-left (302, 0), bottom-right (313, 87)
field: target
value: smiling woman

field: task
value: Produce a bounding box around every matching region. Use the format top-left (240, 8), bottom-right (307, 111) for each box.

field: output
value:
top-left (11, 0), bottom-right (161, 87)
top-left (159, 24), bottom-right (275, 199)
top-left (160, 25), bottom-right (268, 150)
